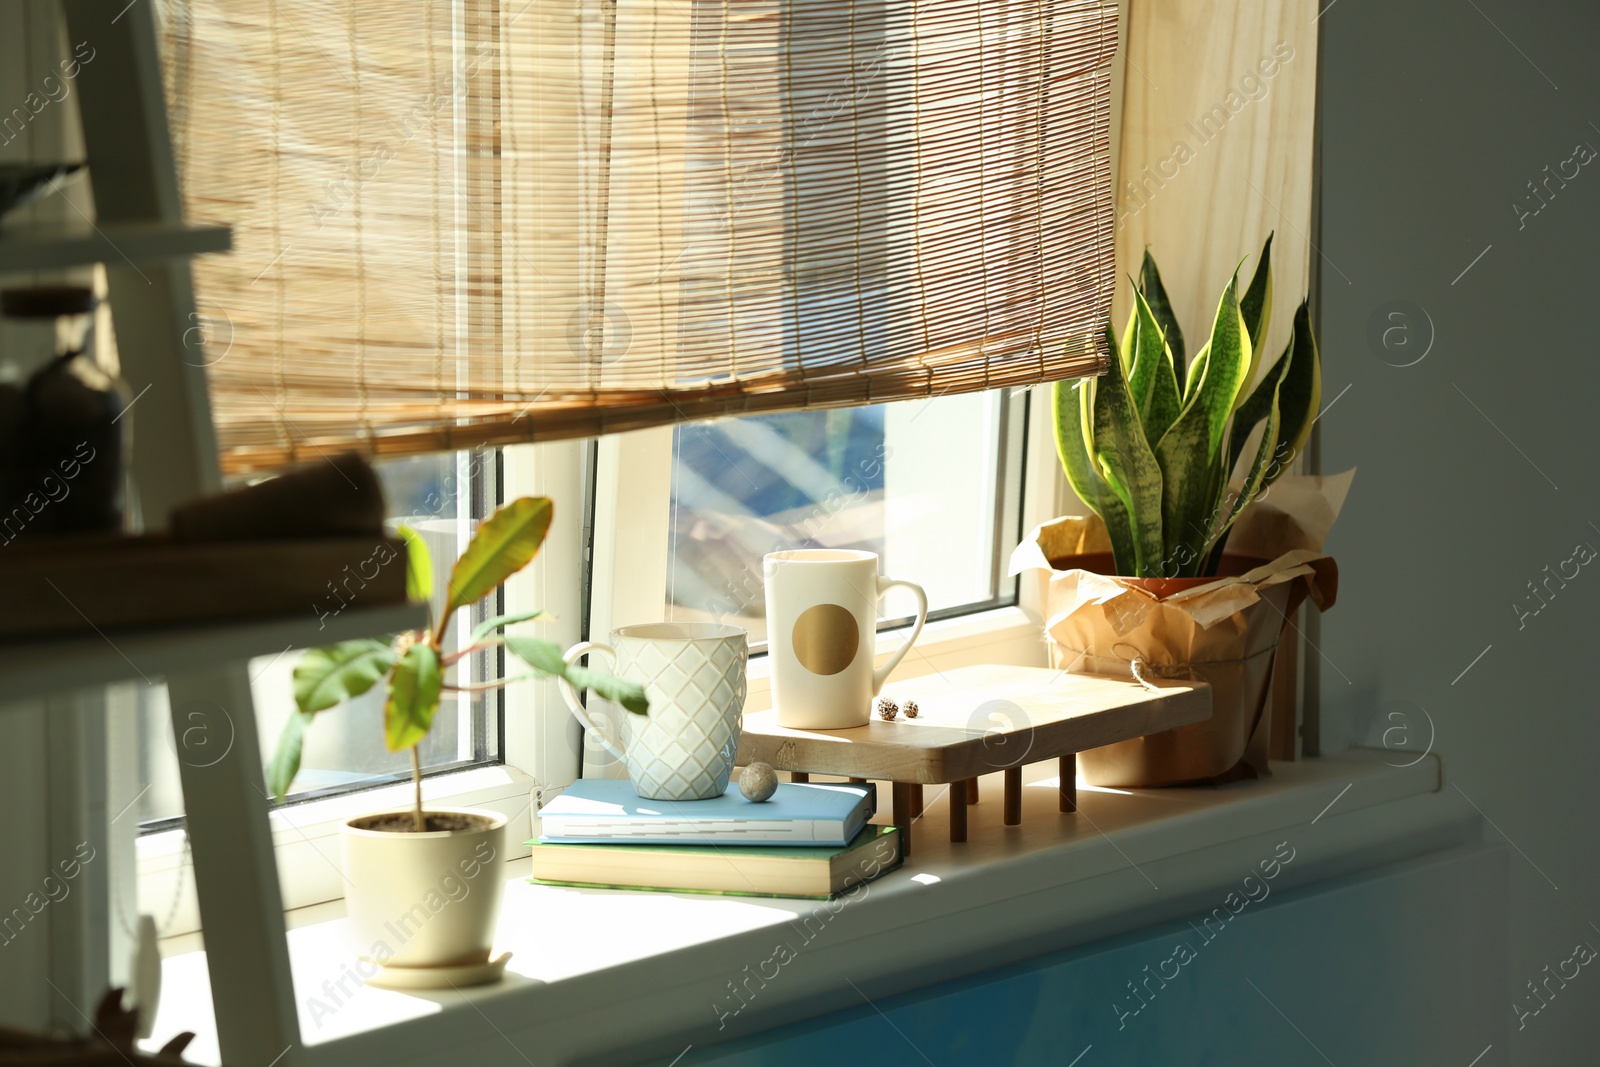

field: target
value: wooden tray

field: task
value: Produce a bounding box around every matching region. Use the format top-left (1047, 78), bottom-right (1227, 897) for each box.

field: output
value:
top-left (0, 534), bottom-right (408, 641)
top-left (738, 664), bottom-right (1211, 855)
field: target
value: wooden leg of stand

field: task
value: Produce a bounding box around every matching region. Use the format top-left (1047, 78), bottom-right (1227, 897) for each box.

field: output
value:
top-left (892, 781), bottom-right (913, 859)
top-left (1059, 755), bottom-right (1077, 812)
top-left (1003, 767), bottom-right (1022, 825)
top-left (910, 784), bottom-right (924, 818)
top-left (790, 771), bottom-right (809, 783)
top-left (967, 777), bottom-right (979, 804)
top-left (949, 779), bottom-right (967, 842)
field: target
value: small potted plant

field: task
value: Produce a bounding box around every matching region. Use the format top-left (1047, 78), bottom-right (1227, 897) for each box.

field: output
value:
top-left (1012, 235), bottom-right (1345, 785)
top-left (268, 496), bottom-right (647, 985)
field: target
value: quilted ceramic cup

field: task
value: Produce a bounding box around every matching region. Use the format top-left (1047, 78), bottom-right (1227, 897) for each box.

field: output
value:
top-left (558, 622), bottom-right (748, 800)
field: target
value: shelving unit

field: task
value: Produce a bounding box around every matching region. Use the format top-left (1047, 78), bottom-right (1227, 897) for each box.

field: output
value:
top-left (0, 219), bottom-right (231, 273)
top-left (0, 5), bottom-right (400, 1065)
top-left (0, 603), bottom-right (425, 705)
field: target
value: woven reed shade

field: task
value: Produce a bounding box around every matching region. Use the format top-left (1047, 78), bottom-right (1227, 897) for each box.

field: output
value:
top-left (160, 0), bottom-right (1117, 475)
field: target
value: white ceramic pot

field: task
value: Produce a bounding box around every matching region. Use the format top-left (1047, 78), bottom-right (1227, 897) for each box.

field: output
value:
top-left (340, 807), bottom-right (506, 970)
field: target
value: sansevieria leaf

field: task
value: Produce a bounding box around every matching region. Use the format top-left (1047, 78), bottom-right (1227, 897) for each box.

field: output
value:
top-left (385, 643), bottom-right (442, 751)
top-left (1151, 398), bottom-right (1215, 576)
top-left (1127, 290), bottom-right (1182, 443)
top-left (445, 497), bottom-right (554, 618)
top-left (1139, 249), bottom-right (1186, 381)
top-left (1211, 338), bottom-right (1293, 559)
top-left (1270, 301), bottom-right (1321, 480)
top-left (1117, 305), bottom-right (1139, 379)
top-left (1188, 272), bottom-right (1253, 460)
top-left (1152, 276), bottom-right (1249, 576)
top-left (503, 635), bottom-right (649, 715)
top-left (293, 639), bottom-right (396, 714)
top-left (1053, 377), bottom-right (1138, 574)
top-left (1122, 295), bottom-right (1155, 412)
top-left (1089, 325), bottom-right (1165, 574)
top-left (1227, 341), bottom-right (1292, 482)
top-left (1239, 233), bottom-right (1274, 359)
top-left (267, 710), bottom-right (315, 802)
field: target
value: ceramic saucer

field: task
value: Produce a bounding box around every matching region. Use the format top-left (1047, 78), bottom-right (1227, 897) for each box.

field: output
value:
top-left (361, 950), bottom-right (512, 991)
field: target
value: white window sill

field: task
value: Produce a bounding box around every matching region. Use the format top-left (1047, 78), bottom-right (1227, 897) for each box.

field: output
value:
top-left (145, 748), bottom-right (1468, 1067)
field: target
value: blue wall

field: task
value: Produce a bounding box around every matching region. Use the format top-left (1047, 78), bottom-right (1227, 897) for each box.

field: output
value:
top-left (683, 845), bottom-right (1506, 1067)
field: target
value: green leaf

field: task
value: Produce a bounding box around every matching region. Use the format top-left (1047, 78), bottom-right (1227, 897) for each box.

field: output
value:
top-left (471, 608), bottom-right (553, 643)
top-left (503, 634), bottom-right (650, 715)
top-left (1151, 403), bottom-right (1216, 576)
top-left (293, 639), bottom-right (396, 714)
top-left (1239, 233), bottom-right (1274, 356)
top-left (385, 643), bottom-right (442, 752)
top-left (1126, 289), bottom-right (1182, 443)
top-left (1182, 341), bottom-right (1209, 401)
top-left (1052, 377), bottom-right (1137, 574)
top-left (1227, 353), bottom-right (1288, 483)
top-left (1187, 272), bottom-right (1253, 460)
top-left (1121, 300), bottom-right (1150, 411)
top-left (1088, 324), bottom-right (1164, 573)
top-left (1211, 340), bottom-right (1293, 558)
top-left (1139, 249), bottom-right (1186, 380)
top-left (1270, 300), bottom-right (1321, 482)
top-left (396, 524), bottom-right (433, 606)
top-left (1151, 275), bottom-right (1251, 578)
top-left (1226, 301), bottom-right (1318, 488)
top-left (445, 497), bottom-right (554, 618)
top-left (504, 633), bottom-right (565, 673)
top-left (1117, 304), bottom-right (1139, 380)
top-left (267, 710), bottom-right (315, 802)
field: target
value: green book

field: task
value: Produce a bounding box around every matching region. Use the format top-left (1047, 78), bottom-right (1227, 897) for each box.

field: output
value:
top-left (526, 824), bottom-right (901, 900)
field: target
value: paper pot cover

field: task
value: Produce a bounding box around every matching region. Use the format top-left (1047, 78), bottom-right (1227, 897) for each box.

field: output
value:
top-left (1008, 472), bottom-right (1351, 786)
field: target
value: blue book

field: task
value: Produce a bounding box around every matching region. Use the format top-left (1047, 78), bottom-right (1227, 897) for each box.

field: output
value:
top-left (538, 778), bottom-right (876, 846)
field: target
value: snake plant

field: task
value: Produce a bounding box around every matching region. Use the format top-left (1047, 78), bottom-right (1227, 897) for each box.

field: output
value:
top-left (1054, 234), bottom-right (1320, 578)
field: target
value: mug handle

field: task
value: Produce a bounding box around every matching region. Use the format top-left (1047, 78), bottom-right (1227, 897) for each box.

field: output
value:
top-left (871, 577), bottom-right (929, 696)
top-left (556, 641), bottom-right (627, 762)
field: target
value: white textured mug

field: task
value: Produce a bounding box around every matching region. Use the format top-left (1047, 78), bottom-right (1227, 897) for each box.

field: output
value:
top-left (765, 550), bottom-right (928, 729)
top-left (558, 622), bottom-right (748, 800)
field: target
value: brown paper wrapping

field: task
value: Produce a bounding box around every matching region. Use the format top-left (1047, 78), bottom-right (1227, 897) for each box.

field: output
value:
top-left (1008, 472), bottom-right (1352, 786)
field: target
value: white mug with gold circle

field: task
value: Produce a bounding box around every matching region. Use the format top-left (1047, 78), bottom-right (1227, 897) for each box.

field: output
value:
top-left (764, 550), bottom-right (928, 730)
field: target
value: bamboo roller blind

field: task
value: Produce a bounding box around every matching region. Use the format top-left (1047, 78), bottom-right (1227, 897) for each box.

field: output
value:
top-left (160, 0), bottom-right (1117, 474)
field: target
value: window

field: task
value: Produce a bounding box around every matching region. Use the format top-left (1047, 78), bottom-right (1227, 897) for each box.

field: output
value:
top-left (132, 396), bottom-right (1049, 929)
top-left (132, 451), bottom-right (503, 828)
top-left (131, 0), bottom-right (1085, 920)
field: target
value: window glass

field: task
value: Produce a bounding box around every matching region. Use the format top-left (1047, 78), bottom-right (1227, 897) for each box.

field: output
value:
top-left (666, 389), bottom-right (1019, 648)
top-left (134, 451), bottom-right (500, 828)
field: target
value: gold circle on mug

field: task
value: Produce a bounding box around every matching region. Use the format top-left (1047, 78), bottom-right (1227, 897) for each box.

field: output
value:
top-left (791, 603), bottom-right (859, 676)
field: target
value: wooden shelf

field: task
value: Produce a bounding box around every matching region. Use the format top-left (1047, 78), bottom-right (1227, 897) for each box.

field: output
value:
top-left (0, 601), bottom-right (424, 705)
top-left (0, 219), bottom-right (231, 273)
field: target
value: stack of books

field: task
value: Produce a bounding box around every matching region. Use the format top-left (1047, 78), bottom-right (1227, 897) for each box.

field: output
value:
top-left (529, 778), bottom-right (900, 900)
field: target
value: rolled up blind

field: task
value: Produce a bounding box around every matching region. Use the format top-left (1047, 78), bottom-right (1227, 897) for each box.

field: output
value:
top-left (161, 0), bottom-right (1117, 475)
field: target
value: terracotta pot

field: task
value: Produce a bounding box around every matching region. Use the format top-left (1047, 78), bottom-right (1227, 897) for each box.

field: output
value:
top-left (341, 808), bottom-right (506, 972)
